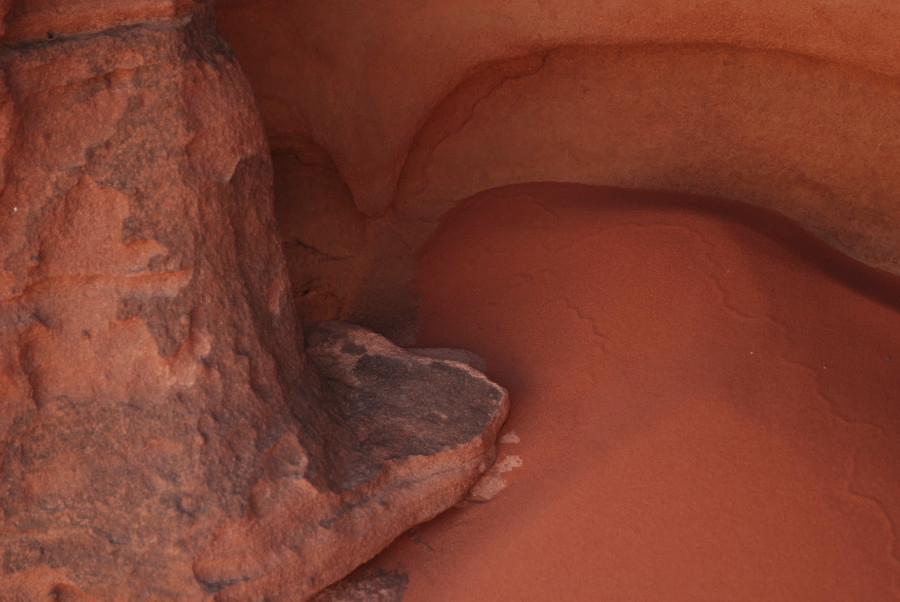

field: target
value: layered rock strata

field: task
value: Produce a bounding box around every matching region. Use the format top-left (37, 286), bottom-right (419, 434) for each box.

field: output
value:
top-left (215, 0), bottom-right (900, 339)
top-left (0, 2), bottom-right (506, 599)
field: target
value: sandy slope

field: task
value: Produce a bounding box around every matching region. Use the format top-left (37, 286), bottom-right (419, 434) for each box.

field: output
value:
top-left (369, 183), bottom-right (900, 601)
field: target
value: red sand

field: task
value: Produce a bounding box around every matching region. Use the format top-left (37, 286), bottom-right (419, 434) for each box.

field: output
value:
top-left (370, 183), bottom-right (900, 601)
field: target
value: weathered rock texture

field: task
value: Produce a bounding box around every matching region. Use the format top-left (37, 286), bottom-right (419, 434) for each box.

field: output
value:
top-left (215, 0), bottom-right (900, 340)
top-left (0, 2), bottom-right (507, 599)
top-left (310, 565), bottom-right (408, 602)
top-left (194, 322), bottom-right (507, 601)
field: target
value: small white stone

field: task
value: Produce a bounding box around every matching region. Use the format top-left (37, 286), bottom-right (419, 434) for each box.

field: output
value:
top-left (500, 430), bottom-right (520, 444)
top-left (466, 454), bottom-right (524, 502)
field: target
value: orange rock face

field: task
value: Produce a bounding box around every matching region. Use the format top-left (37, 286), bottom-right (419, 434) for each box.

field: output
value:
top-left (1, 4), bottom-right (292, 597)
top-left (3, 0), bottom-right (899, 599)
top-left (211, 1), bottom-right (900, 598)
top-left (0, 2), bottom-right (506, 599)
top-left (215, 0), bottom-right (900, 337)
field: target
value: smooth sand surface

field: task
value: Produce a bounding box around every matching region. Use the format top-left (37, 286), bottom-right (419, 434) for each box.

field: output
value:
top-left (369, 183), bottom-right (900, 601)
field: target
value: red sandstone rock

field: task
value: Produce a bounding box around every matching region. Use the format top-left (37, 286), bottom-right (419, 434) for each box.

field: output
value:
top-left (193, 322), bottom-right (506, 600)
top-left (0, 2), bottom-right (507, 599)
top-left (310, 565), bottom-right (407, 602)
top-left (5, 0), bottom-right (898, 598)
top-left (215, 0), bottom-right (900, 338)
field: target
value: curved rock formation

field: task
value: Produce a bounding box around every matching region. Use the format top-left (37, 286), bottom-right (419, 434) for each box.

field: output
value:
top-left (0, 2), bottom-right (506, 599)
top-left (3, 0), bottom-right (898, 598)
top-left (215, 0), bottom-right (900, 338)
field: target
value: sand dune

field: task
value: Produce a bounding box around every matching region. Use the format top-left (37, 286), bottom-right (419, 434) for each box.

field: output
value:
top-left (370, 183), bottom-right (900, 601)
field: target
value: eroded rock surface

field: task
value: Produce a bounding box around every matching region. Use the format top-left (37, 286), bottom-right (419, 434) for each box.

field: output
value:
top-left (215, 0), bottom-right (900, 339)
top-left (194, 322), bottom-right (507, 600)
top-left (0, 2), bottom-right (507, 599)
top-left (311, 566), bottom-right (408, 602)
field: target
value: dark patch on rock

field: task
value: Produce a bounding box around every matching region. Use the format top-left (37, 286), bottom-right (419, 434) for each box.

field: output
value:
top-left (304, 320), bottom-right (508, 492)
top-left (311, 566), bottom-right (409, 602)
